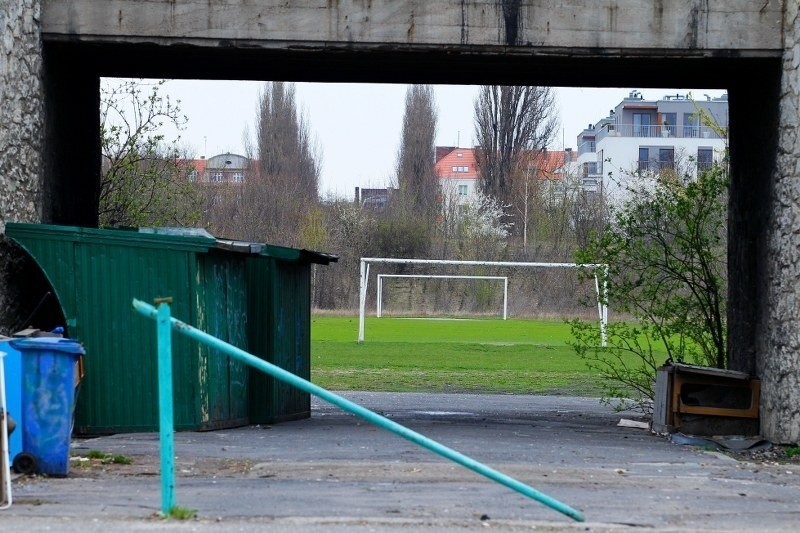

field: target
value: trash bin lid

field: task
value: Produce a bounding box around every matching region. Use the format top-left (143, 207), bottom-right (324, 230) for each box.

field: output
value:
top-left (10, 337), bottom-right (86, 355)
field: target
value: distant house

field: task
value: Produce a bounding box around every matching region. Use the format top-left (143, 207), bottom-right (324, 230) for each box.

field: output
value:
top-left (186, 152), bottom-right (251, 185)
top-left (520, 148), bottom-right (577, 181)
top-left (435, 146), bottom-right (479, 204)
top-left (435, 146), bottom-right (577, 203)
top-left (354, 186), bottom-right (396, 211)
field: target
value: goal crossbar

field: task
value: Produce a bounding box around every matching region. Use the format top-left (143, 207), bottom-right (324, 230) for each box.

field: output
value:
top-left (376, 274), bottom-right (509, 320)
top-left (359, 257), bottom-right (609, 345)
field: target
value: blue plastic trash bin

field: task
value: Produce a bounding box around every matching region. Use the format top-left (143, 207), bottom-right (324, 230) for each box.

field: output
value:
top-left (0, 340), bottom-right (22, 462)
top-left (10, 338), bottom-right (84, 477)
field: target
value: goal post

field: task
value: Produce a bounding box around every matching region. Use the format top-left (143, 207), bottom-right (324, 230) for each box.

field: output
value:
top-left (358, 257), bottom-right (609, 345)
top-left (376, 274), bottom-right (508, 319)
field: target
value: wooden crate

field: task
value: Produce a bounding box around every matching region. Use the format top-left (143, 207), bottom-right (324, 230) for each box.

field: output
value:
top-left (652, 363), bottom-right (760, 435)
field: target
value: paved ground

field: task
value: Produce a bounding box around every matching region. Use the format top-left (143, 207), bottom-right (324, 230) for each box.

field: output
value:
top-left (2, 392), bottom-right (799, 531)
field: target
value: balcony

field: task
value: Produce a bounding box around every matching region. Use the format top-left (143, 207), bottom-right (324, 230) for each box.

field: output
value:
top-left (578, 140), bottom-right (596, 155)
top-left (596, 124), bottom-right (726, 142)
top-left (637, 159), bottom-right (675, 173)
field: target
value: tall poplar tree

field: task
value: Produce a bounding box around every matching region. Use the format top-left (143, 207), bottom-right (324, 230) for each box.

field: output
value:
top-left (473, 85), bottom-right (558, 206)
top-left (395, 84), bottom-right (438, 220)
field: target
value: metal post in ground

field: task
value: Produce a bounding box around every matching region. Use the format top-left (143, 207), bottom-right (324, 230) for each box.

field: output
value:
top-left (155, 298), bottom-right (176, 514)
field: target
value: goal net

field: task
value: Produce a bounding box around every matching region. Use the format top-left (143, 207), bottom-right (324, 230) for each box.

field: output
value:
top-left (358, 257), bottom-right (609, 344)
top-left (376, 274), bottom-right (509, 319)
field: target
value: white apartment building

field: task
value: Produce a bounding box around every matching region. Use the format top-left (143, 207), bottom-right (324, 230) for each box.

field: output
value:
top-left (574, 91), bottom-right (728, 202)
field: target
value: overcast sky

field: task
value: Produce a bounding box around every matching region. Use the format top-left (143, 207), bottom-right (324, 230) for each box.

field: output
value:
top-left (117, 79), bottom-right (726, 199)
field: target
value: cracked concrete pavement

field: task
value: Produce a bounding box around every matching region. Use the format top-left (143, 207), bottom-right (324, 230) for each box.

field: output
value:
top-left (3, 392), bottom-right (798, 531)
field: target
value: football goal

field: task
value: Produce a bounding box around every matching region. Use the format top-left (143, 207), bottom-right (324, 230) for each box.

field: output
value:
top-left (376, 274), bottom-right (509, 319)
top-left (358, 257), bottom-right (608, 345)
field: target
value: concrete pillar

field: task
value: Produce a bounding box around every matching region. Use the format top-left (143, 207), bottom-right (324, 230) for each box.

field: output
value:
top-left (0, 0), bottom-right (43, 333)
top-left (728, 70), bottom-right (781, 376)
top-left (758, 2), bottom-right (800, 444)
top-left (41, 43), bottom-right (100, 227)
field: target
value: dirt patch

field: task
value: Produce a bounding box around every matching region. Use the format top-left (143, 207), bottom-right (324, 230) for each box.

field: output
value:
top-left (66, 452), bottom-right (254, 479)
top-left (57, 427), bottom-right (800, 485)
top-left (729, 445), bottom-right (800, 465)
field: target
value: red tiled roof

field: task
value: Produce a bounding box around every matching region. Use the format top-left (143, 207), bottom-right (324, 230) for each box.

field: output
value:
top-left (529, 150), bottom-right (570, 180)
top-left (436, 146), bottom-right (457, 163)
top-left (175, 158), bottom-right (207, 175)
top-left (191, 158), bottom-right (207, 175)
top-left (435, 147), bottom-right (479, 180)
top-left (435, 147), bottom-right (573, 182)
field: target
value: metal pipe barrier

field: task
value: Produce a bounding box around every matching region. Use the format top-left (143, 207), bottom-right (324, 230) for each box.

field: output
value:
top-left (132, 298), bottom-right (585, 522)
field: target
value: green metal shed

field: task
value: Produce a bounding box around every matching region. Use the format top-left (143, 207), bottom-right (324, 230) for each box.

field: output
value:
top-left (5, 223), bottom-right (336, 433)
top-left (246, 245), bottom-right (333, 424)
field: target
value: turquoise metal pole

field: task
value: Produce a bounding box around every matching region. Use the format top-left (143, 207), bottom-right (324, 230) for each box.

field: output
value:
top-left (133, 298), bottom-right (584, 522)
top-left (155, 299), bottom-right (176, 514)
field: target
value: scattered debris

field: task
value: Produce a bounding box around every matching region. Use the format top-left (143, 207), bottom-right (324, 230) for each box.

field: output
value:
top-left (617, 418), bottom-right (650, 430)
top-left (670, 433), bottom-right (771, 452)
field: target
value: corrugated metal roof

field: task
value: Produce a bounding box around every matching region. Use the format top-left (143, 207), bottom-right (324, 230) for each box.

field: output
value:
top-left (6, 223), bottom-right (338, 264)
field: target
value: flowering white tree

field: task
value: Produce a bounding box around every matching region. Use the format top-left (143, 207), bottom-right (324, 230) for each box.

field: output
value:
top-left (445, 190), bottom-right (513, 259)
top-left (460, 191), bottom-right (513, 239)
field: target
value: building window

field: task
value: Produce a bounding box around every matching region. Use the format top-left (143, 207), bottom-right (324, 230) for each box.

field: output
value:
top-left (211, 171), bottom-right (224, 183)
top-left (231, 172), bottom-right (244, 183)
top-left (661, 113), bottom-right (676, 136)
top-left (697, 148), bottom-right (714, 172)
top-left (188, 169), bottom-right (198, 182)
top-left (458, 185), bottom-right (468, 196)
top-left (658, 148), bottom-right (675, 170)
top-left (633, 113), bottom-right (652, 137)
top-left (582, 162), bottom-right (598, 177)
top-left (638, 147), bottom-right (650, 172)
top-left (597, 149), bottom-right (604, 175)
top-left (457, 152), bottom-right (463, 158)
top-left (684, 113), bottom-right (699, 137)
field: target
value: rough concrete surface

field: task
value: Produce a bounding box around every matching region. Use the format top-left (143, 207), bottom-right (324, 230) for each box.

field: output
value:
top-left (3, 392), bottom-right (799, 531)
top-left (760, 0), bottom-right (800, 444)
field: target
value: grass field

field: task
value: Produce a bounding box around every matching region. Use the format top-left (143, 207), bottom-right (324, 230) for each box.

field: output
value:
top-left (311, 316), bottom-right (606, 396)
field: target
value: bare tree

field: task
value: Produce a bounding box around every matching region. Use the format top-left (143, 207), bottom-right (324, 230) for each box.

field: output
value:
top-left (256, 82), bottom-right (319, 202)
top-left (239, 82), bottom-right (321, 246)
top-left (395, 85), bottom-right (438, 220)
top-left (203, 82), bottom-right (322, 249)
top-left (99, 79), bottom-right (202, 227)
top-left (473, 86), bottom-right (558, 207)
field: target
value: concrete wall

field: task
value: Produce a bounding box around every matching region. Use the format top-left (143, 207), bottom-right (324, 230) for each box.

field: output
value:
top-left (759, 3), bottom-right (800, 444)
top-left (0, 0), bottom-right (43, 333)
top-left (42, 0), bottom-right (781, 52)
top-left (0, 0), bottom-right (42, 231)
